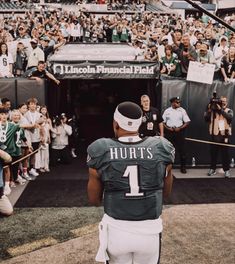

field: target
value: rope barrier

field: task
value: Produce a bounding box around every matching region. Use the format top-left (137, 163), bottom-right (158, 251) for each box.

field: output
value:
top-left (3, 147), bottom-right (42, 169)
top-left (185, 137), bottom-right (235, 148)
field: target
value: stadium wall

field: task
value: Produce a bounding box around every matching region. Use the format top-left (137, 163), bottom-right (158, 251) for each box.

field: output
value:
top-left (161, 77), bottom-right (235, 165)
top-left (0, 78), bottom-right (46, 107)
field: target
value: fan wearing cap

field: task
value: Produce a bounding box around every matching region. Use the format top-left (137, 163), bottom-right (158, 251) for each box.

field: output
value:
top-left (87, 101), bottom-right (175, 264)
top-left (40, 35), bottom-right (66, 61)
top-left (162, 97), bottom-right (190, 173)
top-left (197, 43), bottom-right (216, 65)
top-left (26, 38), bottom-right (45, 71)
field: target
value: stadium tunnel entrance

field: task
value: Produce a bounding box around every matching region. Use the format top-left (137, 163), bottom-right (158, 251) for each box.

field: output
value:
top-left (47, 78), bottom-right (160, 154)
top-left (48, 43), bottom-right (161, 153)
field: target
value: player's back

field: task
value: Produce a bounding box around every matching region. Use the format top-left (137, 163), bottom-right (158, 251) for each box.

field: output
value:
top-left (87, 136), bottom-right (174, 221)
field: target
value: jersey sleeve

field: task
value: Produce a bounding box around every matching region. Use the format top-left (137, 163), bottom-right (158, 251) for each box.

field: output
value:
top-left (156, 137), bottom-right (175, 164)
top-left (87, 138), bottom-right (110, 170)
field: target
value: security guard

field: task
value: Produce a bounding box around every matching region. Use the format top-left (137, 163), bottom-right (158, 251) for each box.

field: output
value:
top-left (139, 95), bottom-right (164, 137)
top-left (162, 96), bottom-right (190, 173)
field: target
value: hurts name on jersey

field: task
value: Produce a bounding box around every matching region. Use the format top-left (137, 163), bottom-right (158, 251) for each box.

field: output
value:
top-left (109, 147), bottom-right (153, 160)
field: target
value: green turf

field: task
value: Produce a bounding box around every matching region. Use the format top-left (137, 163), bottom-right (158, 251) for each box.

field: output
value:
top-left (0, 207), bottom-right (103, 261)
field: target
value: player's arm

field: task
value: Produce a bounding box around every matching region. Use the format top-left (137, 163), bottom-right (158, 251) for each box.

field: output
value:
top-left (159, 122), bottom-right (164, 137)
top-left (163, 164), bottom-right (173, 198)
top-left (87, 168), bottom-right (104, 206)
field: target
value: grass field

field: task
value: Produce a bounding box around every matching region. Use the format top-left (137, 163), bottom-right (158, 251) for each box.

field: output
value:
top-left (0, 207), bottom-right (103, 261)
top-left (1, 204), bottom-right (234, 264)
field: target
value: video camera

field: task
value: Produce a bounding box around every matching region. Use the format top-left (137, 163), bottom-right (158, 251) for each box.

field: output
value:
top-left (210, 92), bottom-right (222, 111)
top-left (52, 115), bottom-right (62, 127)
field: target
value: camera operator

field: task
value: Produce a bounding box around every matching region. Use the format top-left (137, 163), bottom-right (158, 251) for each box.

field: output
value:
top-left (204, 95), bottom-right (233, 177)
top-left (50, 113), bottom-right (72, 166)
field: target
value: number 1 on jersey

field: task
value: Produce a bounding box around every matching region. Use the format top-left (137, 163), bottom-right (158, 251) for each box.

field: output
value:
top-left (123, 165), bottom-right (144, 197)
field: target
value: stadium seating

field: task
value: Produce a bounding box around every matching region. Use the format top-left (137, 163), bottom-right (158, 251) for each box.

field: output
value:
top-left (0, 2), bottom-right (25, 10)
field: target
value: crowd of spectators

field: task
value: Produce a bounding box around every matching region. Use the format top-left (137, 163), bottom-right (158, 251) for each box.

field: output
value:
top-left (0, 96), bottom-right (78, 201)
top-left (0, 5), bottom-right (235, 80)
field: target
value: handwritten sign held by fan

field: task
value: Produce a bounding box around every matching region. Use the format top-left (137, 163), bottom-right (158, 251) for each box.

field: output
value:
top-left (187, 61), bottom-right (215, 84)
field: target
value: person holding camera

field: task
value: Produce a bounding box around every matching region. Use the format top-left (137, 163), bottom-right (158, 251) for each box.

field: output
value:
top-left (50, 113), bottom-right (72, 166)
top-left (204, 95), bottom-right (233, 178)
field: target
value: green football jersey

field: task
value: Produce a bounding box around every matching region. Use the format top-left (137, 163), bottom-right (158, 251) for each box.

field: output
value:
top-left (1, 122), bottom-right (22, 156)
top-left (87, 136), bottom-right (175, 221)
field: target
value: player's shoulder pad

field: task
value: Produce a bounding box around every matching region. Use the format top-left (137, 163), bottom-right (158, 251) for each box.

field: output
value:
top-left (147, 136), bottom-right (175, 161)
top-left (145, 135), bottom-right (167, 144)
top-left (87, 138), bottom-right (113, 158)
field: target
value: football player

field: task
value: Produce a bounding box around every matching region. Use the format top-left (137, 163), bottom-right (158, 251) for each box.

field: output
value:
top-left (87, 101), bottom-right (175, 264)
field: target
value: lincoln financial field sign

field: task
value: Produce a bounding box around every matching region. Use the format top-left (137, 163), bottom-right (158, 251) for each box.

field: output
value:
top-left (52, 62), bottom-right (159, 79)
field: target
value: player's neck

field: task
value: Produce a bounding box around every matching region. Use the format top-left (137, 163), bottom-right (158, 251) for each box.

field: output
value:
top-left (117, 130), bottom-right (139, 138)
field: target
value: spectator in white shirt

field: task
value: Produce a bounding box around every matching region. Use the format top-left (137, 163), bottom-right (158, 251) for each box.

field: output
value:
top-left (213, 36), bottom-right (229, 69)
top-left (0, 43), bottom-right (13, 78)
top-left (51, 113), bottom-right (72, 166)
top-left (68, 20), bottom-right (81, 42)
top-left (197, 43), bottom-right (216, 65)
top-left (24, 97), bottom-right (44, 177)
top-left (26, 39), bottom-right (45, 71)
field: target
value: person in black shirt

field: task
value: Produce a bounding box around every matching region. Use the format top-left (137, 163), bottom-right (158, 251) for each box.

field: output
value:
top-left (139, 95), bottom-right (164, 137)
top-left (221, 47), bottom-right (235, 82)
top-left (29, 61), bottom-right (60, 85)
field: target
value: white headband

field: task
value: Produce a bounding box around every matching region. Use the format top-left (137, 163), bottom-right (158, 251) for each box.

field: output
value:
top-left (114, 107), bottom-right (142, 132)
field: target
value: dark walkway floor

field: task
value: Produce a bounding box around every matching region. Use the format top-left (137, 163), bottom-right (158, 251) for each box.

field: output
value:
top-left (15, 158), bottom-right (235, 208)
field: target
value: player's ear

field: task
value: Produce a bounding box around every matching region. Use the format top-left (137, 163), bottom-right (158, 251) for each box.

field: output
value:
top-left (113, 120), bottom-right (119, 131)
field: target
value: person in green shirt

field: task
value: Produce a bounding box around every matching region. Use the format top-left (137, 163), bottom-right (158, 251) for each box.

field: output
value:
top-left (10, 110), bottom-right (32, 185)
top-left (110, 22), bottom-right (120, 43)
top-left (120, 20), bottom-right (129, 43)
top-left (0, 109), bottom-right (30, 195)
top-left (161, 44), bottom-right (181, 77)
